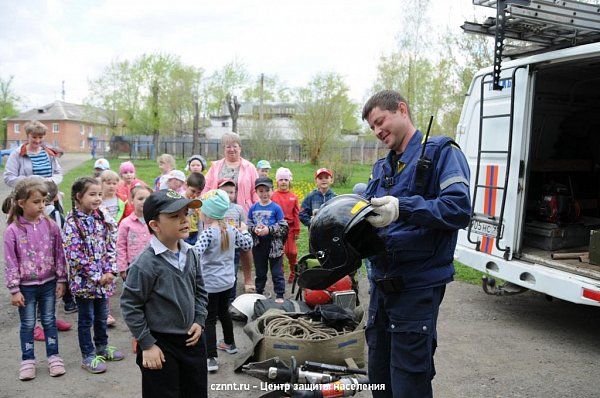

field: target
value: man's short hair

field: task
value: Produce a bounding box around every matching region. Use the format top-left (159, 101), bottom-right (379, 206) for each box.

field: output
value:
top-left (362, 90), bottom-right (412, 121)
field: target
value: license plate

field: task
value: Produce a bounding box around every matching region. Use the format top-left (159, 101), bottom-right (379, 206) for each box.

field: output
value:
top-left (470, 219), bottom-right (500, 237)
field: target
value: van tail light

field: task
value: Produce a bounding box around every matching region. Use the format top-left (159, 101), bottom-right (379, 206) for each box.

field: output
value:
top-left (582, 288), bottom-right (600, 302)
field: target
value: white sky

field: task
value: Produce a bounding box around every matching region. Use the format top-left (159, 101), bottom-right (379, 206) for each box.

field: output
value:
top-left (1, 0), bottom-right (487, 110)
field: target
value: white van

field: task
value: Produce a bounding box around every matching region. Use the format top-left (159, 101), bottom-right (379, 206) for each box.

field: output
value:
top-left (455, 20), bottom-right (600, 306)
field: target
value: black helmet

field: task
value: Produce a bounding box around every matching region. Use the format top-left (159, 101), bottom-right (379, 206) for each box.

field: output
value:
top-left (298, 194), bottom-right (386, 290)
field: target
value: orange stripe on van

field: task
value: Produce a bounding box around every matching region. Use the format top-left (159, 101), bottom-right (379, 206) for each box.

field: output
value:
top-left (489, 165), bottom-right (498, 216)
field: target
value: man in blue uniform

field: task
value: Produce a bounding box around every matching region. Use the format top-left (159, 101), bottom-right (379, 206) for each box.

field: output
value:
top-left (362, 90), bottom-right (471, 397)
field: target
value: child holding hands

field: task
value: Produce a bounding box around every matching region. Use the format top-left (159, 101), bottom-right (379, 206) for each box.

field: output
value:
top-left (195, 189), bottom-right (253, 372)
top-left (4, 177), bottom-right (67, 380)
top-left (63, 176), bottom-right (124, 373)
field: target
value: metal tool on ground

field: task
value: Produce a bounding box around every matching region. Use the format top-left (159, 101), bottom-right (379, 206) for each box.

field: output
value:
top-left (242, 356), bottom-right (369, 398)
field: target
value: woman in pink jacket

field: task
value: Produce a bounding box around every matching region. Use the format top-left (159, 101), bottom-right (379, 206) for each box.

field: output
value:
top-left (203, 132), bottom-right (259, 213)
top-left (203, 132), bottom-right (259, 292)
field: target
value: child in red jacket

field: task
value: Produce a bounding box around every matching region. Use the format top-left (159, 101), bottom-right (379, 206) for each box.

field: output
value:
top-left (271, 167), bottom-right (300, 284)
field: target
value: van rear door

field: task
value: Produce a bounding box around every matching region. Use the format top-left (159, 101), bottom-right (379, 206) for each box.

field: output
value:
top-left (459, 66), bottom-right (533, 260)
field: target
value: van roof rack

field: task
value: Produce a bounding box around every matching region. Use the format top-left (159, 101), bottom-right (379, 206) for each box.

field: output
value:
top-left (462, 0), bottom-right (600, 90)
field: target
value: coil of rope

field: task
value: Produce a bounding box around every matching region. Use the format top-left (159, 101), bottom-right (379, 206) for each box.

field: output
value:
top-left (258, 313), bottom-right (353, 340)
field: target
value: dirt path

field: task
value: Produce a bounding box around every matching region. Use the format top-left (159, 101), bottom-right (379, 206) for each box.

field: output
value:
top-left (1, 154), bottom-right (599, 397)
top-left (1, 277), bottom-right (599, 397)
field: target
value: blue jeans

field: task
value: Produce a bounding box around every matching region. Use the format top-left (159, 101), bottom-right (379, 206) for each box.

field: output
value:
top-left (18, 280), bottom-right (59, 360)
top-left (76, 297), bottom-right (109, 358)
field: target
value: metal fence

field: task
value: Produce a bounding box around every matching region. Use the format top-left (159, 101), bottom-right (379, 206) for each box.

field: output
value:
top-left (4, 137), bottom-right (389, 165)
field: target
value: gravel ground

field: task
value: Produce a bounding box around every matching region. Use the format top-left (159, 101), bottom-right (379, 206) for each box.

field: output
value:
top-left (0, 154), bottom-right (599, 397)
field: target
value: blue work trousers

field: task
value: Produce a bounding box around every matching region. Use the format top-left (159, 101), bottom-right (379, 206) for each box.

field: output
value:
top-left (366, 285), bottom-right (446, 398)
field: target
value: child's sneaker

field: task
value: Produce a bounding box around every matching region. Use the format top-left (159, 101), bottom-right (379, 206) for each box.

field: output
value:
top-left (47, 355), bottom-right (66, 377)
top-left (97, 346), bottom-right (124, 361)
top-left (64, 301), bottom-right (78, 313)
top-left (207, 357), bottom-right (218, 373)
top-left (81, 355), bottom-right (107, 374)
top-left (33, 325), bottom-right (45, 341)
top-left (217, 340), bottom-right (238, 354)
top-left (19, 359), bottom-right (36, 381)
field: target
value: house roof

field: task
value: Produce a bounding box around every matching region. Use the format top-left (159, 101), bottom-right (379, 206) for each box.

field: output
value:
top-left (7, 100), bottom-right (108, 125)
top-left (212, 101), bottom-right (299, 118)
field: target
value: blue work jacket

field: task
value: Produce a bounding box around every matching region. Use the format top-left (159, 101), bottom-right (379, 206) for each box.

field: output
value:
top-left (365, 130), bottom-right (471, 290)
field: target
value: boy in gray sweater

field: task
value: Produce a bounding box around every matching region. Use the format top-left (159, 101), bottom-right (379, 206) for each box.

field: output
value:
top-left (121, 189), bottom-right (208, 398)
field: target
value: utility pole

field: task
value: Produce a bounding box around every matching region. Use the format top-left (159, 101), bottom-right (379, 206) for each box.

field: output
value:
top-left (259, 73), bottom-right (264, 121)
top-left (192, 93), bottom-right (200, 155)
top-left (151, 81), bottom-right (160, 160)
top-left (61, 81), bottom-right (65, 101)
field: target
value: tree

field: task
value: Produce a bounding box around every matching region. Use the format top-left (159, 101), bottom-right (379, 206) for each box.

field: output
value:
top-left (88, 54), bottom-right (202, 158)
top-left (371, 0), bottom-right (454, 135)
top-left (0, 76), bottom-right (20, 146)
top-left (164, 65), bottom-right (203, 136)
top-left (441, 30), bottom-right (493, 132)
top-left (294, 72), bottom-right (358, 164)
top-left (243, 74), bottom-right (291, 104)
top-left (226, 94), bottom-right (242, 133)
top-left (206, 60), bottom-right (249, 132)
top-left (87, 59), bottom-right (141, 135)
top-left (242, 118), bottom-right (286, 161)
top-left (370, 1), bottom-right (495, 137)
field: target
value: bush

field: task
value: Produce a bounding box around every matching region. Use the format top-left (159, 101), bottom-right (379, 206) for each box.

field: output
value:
top-left (328, 152), bottom-right (354, 187)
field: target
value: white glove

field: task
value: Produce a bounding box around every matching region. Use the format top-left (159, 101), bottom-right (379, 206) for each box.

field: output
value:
top-left (367, 196), bottom-right (399, 228)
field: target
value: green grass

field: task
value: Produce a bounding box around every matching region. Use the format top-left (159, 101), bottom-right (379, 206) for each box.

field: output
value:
top-left (59, 158), bottom-right (482, 284)
top-left (454, 261), bottom-right (485, 285)
top-left (59, 158), bottom-right (97, 211)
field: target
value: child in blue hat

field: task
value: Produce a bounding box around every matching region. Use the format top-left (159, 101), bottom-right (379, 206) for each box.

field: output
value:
top-left (256, 160), bottom-right (271, 178)
top-left (195, 189), bottom-right (253, 373)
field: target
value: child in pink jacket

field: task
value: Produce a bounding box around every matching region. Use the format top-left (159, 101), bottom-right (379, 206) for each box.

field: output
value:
top-left (116, 185), bottom-right (153, 279)
top-left (4, 177), bottom-right (67, 380)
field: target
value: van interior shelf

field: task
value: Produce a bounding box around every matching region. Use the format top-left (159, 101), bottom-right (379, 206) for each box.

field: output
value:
top-left (464, 0), bottom-right (600, 89)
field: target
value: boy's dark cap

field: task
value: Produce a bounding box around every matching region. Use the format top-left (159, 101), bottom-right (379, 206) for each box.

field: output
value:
top-left (143, 189), bottom-right (201, 223)
top-left (255, 176), bottom-right (273, 189)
